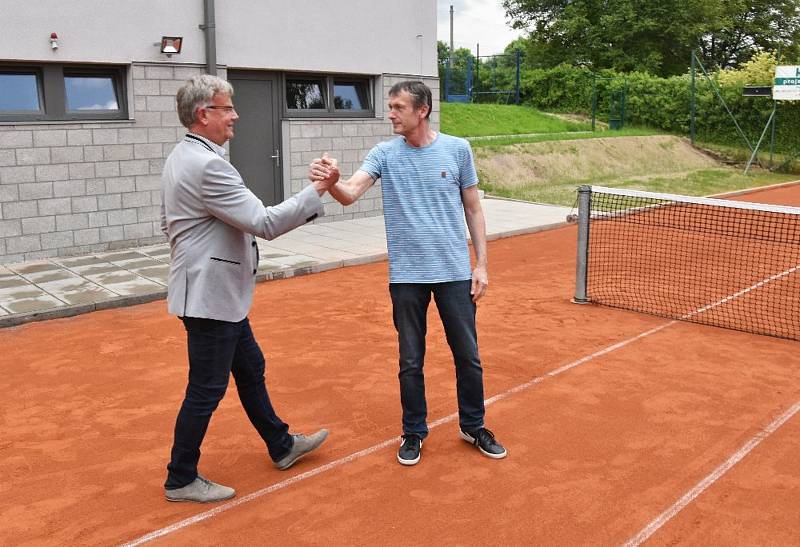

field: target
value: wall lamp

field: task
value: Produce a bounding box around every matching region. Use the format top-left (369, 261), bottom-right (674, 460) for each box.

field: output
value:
top-left (160, 36), bottom-right (183, 57)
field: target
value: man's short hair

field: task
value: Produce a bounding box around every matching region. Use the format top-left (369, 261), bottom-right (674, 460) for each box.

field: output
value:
top-left (389, 81), bottom-right (432, 119)
top-left (176, 75), bottom-right (234, 128)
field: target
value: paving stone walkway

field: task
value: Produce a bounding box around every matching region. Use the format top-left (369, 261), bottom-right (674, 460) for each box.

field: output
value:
top-left (0, 198), bottom-right (573, 328)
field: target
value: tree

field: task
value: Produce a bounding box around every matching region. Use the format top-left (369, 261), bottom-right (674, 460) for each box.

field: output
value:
top-left (437, 41), bottom-right (475, 97)
top-left (437, 40), bottom-right (473, 66)
top-left (698, 0), bottom-right (800, 70)
top-left (502, 0), bottom-right (800, 76)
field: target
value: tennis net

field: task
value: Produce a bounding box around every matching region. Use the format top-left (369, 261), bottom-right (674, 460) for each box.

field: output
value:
top-left (574, 185), bottom-right (800, 341)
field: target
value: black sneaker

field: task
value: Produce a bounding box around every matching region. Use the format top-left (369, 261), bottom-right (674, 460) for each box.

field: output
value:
top-left (397, 434), bottom-right (422, 465)
top-left (460, 428), bottom-right (507, 459)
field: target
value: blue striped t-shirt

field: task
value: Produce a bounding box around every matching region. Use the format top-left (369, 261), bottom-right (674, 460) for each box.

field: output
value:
top-left (359, 132), bottom-right (478, 283)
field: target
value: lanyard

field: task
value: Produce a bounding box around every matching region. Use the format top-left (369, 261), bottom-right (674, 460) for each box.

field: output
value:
top-left (185, 134), bottom-right (215, 153)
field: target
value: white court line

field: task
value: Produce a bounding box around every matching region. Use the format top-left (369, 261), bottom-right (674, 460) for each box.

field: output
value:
top-left (121, 320), bottom-right (676, 546)
top-left (624, 400), bottom-right (800, 547)
top-left (123, 259), bottom-right (799, 545)
top-left (683, 265), bottom-right (800, 319)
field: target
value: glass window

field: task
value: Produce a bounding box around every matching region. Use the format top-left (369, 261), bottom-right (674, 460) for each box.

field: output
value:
top-left (333, 81), bottom-right (370, 111)
top-left (64, 75), bottom-right (119, 111)
top-left (0, 64), bottom-right (127, 121)
top-left (286, 79), bottom-right (326, 110)
top-left (0, 73), bottom-right (41, 112)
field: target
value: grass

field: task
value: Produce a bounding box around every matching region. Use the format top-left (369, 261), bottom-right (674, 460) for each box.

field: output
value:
top-left (440, 102), bottom-right (590, 137)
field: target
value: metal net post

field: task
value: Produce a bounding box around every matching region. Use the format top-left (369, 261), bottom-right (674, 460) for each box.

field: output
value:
top-left (573, 185), bottom-right (592, 303)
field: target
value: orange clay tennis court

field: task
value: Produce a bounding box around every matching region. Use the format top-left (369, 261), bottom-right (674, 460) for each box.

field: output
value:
top-left (1, 185), bottom-right (799, 545)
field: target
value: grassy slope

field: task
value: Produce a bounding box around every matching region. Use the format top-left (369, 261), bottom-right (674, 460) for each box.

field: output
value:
top-left (440, 103), bottom-right (590, 137)
top-left (474, 136), bottom-right (797, 206)
top-left (439, 103), bottom-right (797, 206)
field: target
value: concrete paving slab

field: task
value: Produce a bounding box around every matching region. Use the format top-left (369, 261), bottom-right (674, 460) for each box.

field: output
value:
top-left (69, 264), bottom-right (123, 276)
top-left (37, 277), bottom-right (100, 292)
top-left (103, 279), bottom-right (164, 297)
top-left (0, 278), bottom-right (31, 290)
top-left (132, 265), bottom-right (170, 285)
top-left (268, 254), bottom-right (321, 268)
top-left (96, 251), bottom-right (150, 262)
top-left (0, 197), bottom-right (572, 329)
top-left (8, 261), bottom-right (63, 274)
top-left (84, 271), bottom-right (141, 286)
top-left (21, 270), bottom-right (77, 284)
top-left (3, 294), bottom-right (65, 314)
top-left (0, 284), bottom-right (51, 299)
top-left (111, 258), bottom-right (164, 269)
top-left (56, 287), bottom-right (119, 306)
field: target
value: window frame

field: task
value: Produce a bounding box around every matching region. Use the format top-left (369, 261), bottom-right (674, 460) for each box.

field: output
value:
top-left (0, 63), bottom-right (128, 122)
top-left (0, 66), bottom-right (46, 121)
top-left (331, 77), bottom-right (373, 115)
top-left (283, 76), bottom-right (329, 114)
top-left (282, 73), bottom-right (374, 118)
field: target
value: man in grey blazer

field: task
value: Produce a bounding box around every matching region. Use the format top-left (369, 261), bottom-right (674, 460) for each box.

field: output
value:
top-left (161, 75), bottom-right (331, 503)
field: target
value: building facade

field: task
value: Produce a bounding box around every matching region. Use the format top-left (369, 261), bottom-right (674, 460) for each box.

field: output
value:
top-left (0, 0), bottom-right (438, 264)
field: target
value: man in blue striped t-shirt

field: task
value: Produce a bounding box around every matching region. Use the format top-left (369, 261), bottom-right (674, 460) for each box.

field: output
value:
top-left (309, 81), bottom-right (506, 466)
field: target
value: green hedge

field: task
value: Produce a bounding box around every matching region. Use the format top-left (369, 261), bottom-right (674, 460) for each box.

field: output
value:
top-left (518, 62), bottom-right (800, 155)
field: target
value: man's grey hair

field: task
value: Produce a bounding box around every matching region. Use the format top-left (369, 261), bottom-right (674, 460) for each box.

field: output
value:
top-left (389, 80), bottom-right (432, 119)
top-left (176, 74), bottom-right (234, 128)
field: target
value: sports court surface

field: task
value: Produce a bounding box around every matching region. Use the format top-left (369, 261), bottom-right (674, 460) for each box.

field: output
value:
top-left (1, 184), bottom-right (798, 545)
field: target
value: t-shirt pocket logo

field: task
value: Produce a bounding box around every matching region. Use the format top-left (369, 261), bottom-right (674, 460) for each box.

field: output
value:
top-left (439, 169), bottom-right (459, 187)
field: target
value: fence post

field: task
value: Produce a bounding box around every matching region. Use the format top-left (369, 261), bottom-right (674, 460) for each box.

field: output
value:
top-left (444, 57), bottom-right (451, 102)
top-left (515, 49), bottom-right (521, 105)
top-left (690, 50), bottom-right (696, 145)
top-left (591, 75), bottom-right (597, 132)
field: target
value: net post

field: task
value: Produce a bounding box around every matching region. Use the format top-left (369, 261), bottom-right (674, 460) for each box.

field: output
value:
top-left (573, 185), bottom-right (591, 304)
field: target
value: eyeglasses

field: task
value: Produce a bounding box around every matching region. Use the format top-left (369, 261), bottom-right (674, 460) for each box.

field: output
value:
top-left (204, 105), bottom-right (236, 112)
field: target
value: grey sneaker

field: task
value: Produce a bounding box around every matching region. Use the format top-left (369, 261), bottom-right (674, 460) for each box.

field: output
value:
top-left (274, 429), bottom-right (329, 470)
top-left (165, 475), bottom-right (235, 503)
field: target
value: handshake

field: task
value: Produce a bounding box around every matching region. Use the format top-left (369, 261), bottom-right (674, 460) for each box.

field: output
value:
top-left (308, 153), bottom-right (340, 191)
top-left (307, 152), bottom-right (371, 206)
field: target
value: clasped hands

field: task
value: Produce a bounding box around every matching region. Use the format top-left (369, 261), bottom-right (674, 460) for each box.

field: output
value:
top-left (308, 153), bottom-right (340, 190)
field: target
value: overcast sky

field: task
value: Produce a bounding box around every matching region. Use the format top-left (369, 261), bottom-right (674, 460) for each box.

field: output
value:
top-left (437, 0), bottom-right (525, 57)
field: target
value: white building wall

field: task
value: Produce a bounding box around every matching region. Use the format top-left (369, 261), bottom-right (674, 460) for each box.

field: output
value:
top-left (0, 0), bottom-right (437, 76)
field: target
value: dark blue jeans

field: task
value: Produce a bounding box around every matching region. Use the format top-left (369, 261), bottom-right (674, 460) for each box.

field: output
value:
top-left (389, 280), bottom-right (485, 439)
top-left (165, 316), bottom-right (292, 489)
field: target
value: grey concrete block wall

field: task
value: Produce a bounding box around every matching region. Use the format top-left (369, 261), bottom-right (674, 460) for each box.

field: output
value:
top-left (0, 62), bottom-right (211, 264)
top-left (285, 75), bottom-right (440, 224)
top-left (0, 65), bottom-right (437, 264)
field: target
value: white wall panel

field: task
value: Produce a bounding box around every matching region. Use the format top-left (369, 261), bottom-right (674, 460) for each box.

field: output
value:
top-left (0, 0), bottom-right (437, 75)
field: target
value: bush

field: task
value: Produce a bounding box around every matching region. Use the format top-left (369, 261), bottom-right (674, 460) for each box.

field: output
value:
top-left (517, 53), bottom-right (800, 155)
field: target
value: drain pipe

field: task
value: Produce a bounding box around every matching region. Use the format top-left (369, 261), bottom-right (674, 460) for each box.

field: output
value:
top-left (200, 0), bottom-right (217, 75)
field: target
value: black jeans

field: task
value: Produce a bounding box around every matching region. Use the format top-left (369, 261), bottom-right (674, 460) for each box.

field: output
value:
top-left (389, 280), bottom-right (485, 439)
top-left (165, 316), bottom-right (292, 489)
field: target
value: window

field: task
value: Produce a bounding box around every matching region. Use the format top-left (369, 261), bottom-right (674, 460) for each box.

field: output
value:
top-left (284, 74), bottom-right (373, 117)
top-left (286, 78), bottom-right (326, 110)
top-left (333, 80), bottom-right (370, 111)
top-left (0, 64), bottom-right (127, 122)
top-left (0, 72), bottom-right (42, 112)
top-left (65, 74), bottom-right (120, 112)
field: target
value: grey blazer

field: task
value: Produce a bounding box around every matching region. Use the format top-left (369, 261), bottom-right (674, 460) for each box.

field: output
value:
top-left (160, 133), bottom-right (322, 322)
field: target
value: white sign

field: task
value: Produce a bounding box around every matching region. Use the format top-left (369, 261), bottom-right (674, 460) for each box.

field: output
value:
top-left (773, 65), bottom-right (800, 101)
